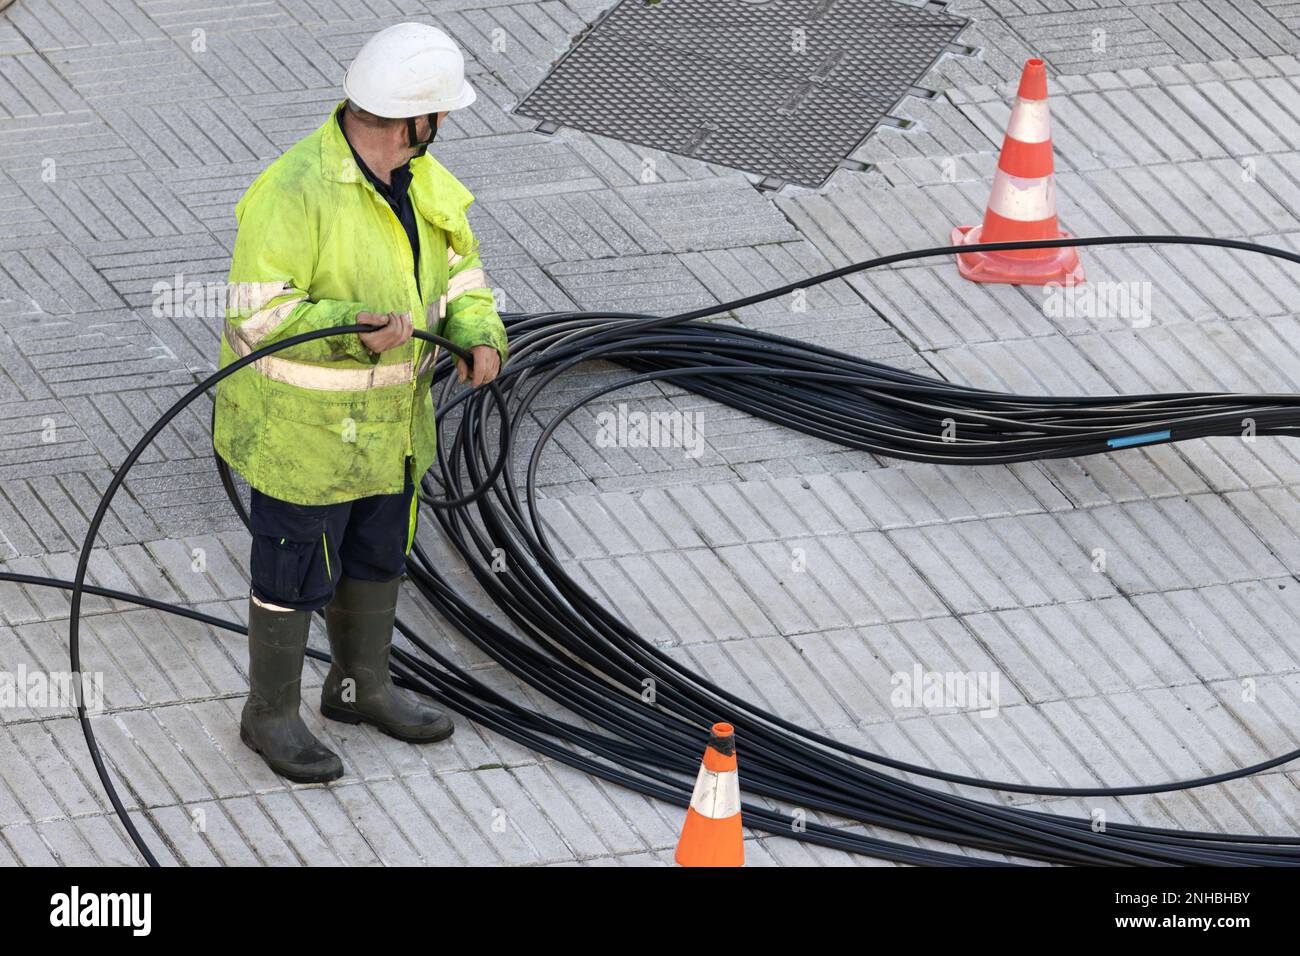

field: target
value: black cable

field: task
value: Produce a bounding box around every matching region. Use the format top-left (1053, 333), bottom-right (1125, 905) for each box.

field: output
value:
top-left (6, 235), bottom-right (1298, 866)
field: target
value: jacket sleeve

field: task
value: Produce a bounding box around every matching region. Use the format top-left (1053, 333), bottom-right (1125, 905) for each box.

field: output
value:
top-left (441, 227), bottom-right (508, 365)
top-left (225, 180), bottom-right (376, 366)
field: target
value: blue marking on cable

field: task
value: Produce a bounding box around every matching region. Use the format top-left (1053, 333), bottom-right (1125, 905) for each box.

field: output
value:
top-left (1107, 430), bottom-right (1171, 449)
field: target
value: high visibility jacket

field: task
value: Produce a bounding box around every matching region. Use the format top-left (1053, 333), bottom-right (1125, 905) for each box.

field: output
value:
top-left (213, 104), bottom-right (508, 505)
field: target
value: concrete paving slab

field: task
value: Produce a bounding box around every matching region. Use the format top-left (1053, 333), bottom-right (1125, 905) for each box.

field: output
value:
top-left (0, 0), bottom-right (1298, 867)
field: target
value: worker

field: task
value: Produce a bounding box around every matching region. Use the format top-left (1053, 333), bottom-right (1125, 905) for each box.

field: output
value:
top-left (212, 23), bottom-right (507, 783)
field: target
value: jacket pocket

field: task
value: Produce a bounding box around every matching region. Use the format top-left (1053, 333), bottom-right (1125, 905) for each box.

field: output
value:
top-left (261, 374), bottom-right (412, 426)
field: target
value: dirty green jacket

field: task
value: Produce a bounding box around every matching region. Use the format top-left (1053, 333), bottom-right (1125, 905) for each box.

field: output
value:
top-left (213, 105), bottom-right (508, 505)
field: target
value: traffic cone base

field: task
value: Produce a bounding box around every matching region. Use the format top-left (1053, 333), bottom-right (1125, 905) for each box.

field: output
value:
top-left (675, 807), bottom-right (744, 867)
top-left (952, 224), bottom-right (1084, 286)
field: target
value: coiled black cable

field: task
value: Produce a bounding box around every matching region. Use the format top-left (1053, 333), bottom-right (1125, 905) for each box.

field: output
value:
top-left (4, 235), bottom-right (1299, 866)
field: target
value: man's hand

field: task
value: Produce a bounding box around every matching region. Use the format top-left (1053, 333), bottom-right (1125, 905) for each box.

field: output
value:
top-left (457, 344), bottom-right (501, 387)
top-left (357, 311), bottom-right (413, 353)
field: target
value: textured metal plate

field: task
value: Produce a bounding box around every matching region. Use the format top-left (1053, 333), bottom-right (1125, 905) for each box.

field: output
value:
top-left (516, 0), bottom-right (969, 187)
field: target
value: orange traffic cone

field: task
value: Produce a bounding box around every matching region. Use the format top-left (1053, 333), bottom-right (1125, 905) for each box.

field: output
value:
top-left (675, 722), bottom-right (744, 867)
top-left (952, 58), bottom-right (1084, 285)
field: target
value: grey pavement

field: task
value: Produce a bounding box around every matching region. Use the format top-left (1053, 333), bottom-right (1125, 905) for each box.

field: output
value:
top-left (0, 0), bottom-right (1298, 866)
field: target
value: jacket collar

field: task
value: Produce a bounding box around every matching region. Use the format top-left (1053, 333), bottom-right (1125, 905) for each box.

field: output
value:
top-left (321, 102), bottom-right (365, 185)
top-left (321, 101), bottom-right (474, 233)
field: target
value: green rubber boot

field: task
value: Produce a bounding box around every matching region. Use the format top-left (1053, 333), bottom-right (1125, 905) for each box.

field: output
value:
top-left (320, 576), bottom-right (454, 743)
top-left (239, 601), bottom-right (344, 783)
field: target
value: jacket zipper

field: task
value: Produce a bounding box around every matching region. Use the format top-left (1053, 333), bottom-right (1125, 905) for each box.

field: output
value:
top-left (359, 178), bottom-right (422, 465)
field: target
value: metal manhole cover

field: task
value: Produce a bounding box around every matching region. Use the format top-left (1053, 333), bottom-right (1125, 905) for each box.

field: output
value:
top-left (516, 0), bottom-right (969, 187)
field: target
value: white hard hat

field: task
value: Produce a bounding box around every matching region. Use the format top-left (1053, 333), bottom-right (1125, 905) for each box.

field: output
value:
top-left (343, 22), bottom-right (477, 118)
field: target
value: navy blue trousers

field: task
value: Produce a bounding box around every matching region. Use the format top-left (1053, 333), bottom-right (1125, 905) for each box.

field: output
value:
top-left (248, 472), bottom-right (416, 612)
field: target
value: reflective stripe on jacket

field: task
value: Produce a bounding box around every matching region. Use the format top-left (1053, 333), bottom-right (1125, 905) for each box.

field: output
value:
top-left (213, 103), bottom-right (508, 505)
